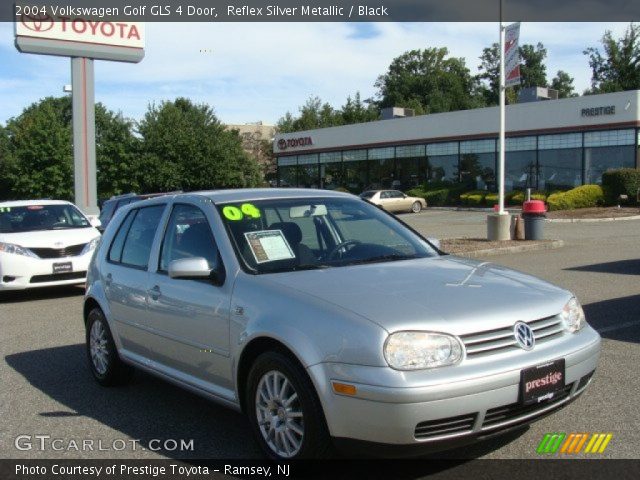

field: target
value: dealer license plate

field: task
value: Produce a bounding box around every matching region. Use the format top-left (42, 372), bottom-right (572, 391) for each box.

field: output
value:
top-left (52, 262), bottom-right (73, 274)
top-left (520, 358), bottom-right (565, 405)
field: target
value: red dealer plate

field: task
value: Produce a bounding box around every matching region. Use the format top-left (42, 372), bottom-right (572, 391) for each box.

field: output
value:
top-left (520, 359), bottom-right (565, 405)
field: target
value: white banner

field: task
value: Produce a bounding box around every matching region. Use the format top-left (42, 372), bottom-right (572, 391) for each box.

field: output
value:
top-left (504, 22), bottom-right (521, 87)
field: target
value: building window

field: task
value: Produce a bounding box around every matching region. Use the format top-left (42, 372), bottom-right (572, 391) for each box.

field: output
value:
top-left (277, 156), bottom-right (297, 187)
top-left (396, 145), bottom-right (427, 190)
top-left (506, 151), bottom-right (537, 191)
top-left (320, 152), bottom-right (342, 190)
top-left (460, 139), bottom-right (496, 154)
top-left (538, 133), bottom-right (582, 150)
top-left (342, 149), bottom-right (368, 192)
top-left (506, 136), bottom-right (536, 152)
top-left (396, 145), bottom-right (426, 158)
top-left (297, 154), bottom-right (319, 188)
top-left (426, 155), bottom-right (459, 183)
top-left (368, 147), bottom-right (395, 160)
top-left (427, 142), bottom-right (458, 157)
top-left (460, 153), bottom-right (496, 190)
top-left (538, 148), bottom-right (583, 190)
top-left (584, 129), bottom-right (635, 147)
top-left (584, 146), bottom-right (636, 184)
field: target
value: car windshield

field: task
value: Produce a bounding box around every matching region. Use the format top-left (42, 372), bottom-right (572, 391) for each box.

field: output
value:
top-left (0, 204), bottom-right (90, 233)
top-left (217, 197), bottom-right (437, 274)
top-left (359, 191), bottom-right (376, 199)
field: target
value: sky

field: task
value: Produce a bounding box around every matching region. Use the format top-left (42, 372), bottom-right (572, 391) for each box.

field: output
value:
top-left (0, 22), bottom-right (632, 127)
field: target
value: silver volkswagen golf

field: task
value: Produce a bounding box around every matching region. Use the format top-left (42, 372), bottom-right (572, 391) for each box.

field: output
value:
top-left (84, 189), bottom-right (601, 459)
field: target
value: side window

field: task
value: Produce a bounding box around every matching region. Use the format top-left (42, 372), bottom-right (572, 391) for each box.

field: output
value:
top-left (159, 204), bottom-right (219, 272)
top-left (98, 201), bottom-right (116, 225)
top-left (390, 191), bottom-right (404, 199)
top-left (380, 191), bottom-right (391, 199)
top-left (118, 205), bottom-right (165, 269)
top-left (108, 210), bottom-right (136, 263)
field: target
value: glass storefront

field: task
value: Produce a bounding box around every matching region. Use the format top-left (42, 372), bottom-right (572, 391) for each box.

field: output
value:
top-left (277, 128), bottom-right (638, 192)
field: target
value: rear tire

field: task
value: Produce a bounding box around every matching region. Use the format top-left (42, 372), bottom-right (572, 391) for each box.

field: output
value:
top-left (411, 201), bottom-right (422, 213)
top-left (85, 308), bottom-right (133, 386)
top-left (247, 351), bottom-right (332, 459)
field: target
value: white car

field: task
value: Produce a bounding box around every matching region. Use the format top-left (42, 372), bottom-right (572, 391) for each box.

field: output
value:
top-left (0, 200), bottom-right (101, 291)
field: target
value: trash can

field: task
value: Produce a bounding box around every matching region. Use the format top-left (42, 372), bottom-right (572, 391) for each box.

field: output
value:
top-left (522, 200), bottom-right (546, 240)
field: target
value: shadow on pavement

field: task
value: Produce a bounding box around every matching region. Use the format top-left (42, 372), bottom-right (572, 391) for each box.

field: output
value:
top-left (5, 344), bottom-right (526, 462)
top-left (583, 294), bottom-right (640, 344)
top-left (5, 344), bottom-right (259, 459)
top-left (0, 285), bottom-right (84, 304)
top-left (565, 259), bottom-right (640, 276)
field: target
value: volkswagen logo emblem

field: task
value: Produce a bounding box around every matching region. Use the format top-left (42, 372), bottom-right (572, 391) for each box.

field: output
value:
top-left (514, 321), bottom-right (535, 350)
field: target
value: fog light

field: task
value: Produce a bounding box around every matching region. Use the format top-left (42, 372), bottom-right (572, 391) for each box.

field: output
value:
top-left (2, 276), bottom-right (16, 283)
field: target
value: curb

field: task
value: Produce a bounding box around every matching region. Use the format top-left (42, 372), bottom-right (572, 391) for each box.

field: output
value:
top-left (447, 239), bottom-right (565, 258)
top-left (546, 215), bottom-right (640, 223)
top-left (428, 207), bottom-right (522, 213)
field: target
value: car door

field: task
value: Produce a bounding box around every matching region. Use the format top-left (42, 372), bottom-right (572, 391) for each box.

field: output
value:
top-left (392, 190), bottom-right (412, 211)
top-left (145, 201), bottom-right (233, 394)
top-left (102, 204), bottom-right (167, 359)
top-left (378, 191), bottom-right (395, 211)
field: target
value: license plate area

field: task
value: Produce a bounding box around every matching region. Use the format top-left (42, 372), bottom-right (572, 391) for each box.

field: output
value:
top-left (52, 262), bottom-right (73, 274)
top-left (520, 358), bottom-right (565, 405)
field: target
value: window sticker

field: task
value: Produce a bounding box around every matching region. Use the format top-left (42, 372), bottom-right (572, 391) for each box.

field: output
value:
top-left (222, 203), bottom-right (261, 221)
top-left (244, 230), bottom-right (295, 264)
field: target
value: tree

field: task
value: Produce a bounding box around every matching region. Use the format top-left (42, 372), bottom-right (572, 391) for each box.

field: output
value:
top-left (5, 97), bottom-right (74, 200)
top-left (551, 70), bottom-right (577, 98)
top-left (584, 23), bottom-right (640, 93)
top-left (375, 48), bottom-right (485, 114)
top-left (95, 105), bottom-right (141, 199)
top-left (478, 42), bottom-right (549, 105)
top-left (0, 125), bottom-right (14, 200)
top-left (277, 92), bottom-right (378, 134)
top-left (137, 97), bottom-right (262, 192)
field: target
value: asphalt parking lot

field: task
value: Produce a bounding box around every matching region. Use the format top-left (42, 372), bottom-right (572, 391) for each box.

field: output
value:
top-left (1, 211), bottom-right (639, 460)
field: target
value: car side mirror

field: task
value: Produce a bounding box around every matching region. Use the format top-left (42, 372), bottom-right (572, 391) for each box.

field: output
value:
top-left (89, 217), bottom-right (102, 228)
top-left (169, 257), bottom-right (225, 286)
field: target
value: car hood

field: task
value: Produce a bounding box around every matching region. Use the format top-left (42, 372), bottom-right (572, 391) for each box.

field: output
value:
top-left (0, 228), bottom-right (100, 249)
top-left (266, 256), bottom-right (571, 335)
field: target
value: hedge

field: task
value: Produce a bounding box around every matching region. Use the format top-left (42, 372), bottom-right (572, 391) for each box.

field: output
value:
top-left (509, 190), bottom-right (547, 204)
top-left (601, 168), bottom-right (640, 205)
top-left (546, 184), bottom-right (604, 211)
top-left (459, 190), bottom-right (487, 206)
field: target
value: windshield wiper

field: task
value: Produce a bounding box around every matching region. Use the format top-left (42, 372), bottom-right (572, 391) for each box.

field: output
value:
top-left (267, 263), bottom-right (332, 273)
top-left (342, 254), bottom-right (419, 266)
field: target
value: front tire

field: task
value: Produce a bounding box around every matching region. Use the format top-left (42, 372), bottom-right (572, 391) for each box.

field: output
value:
top-left (411, 201), bottom-right (422, 213)
top-left (247, 351), bottom-right (332, 459)
top-left (85, 308), bottom-right (133, 386)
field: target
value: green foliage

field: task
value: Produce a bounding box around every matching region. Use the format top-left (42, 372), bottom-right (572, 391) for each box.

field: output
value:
top-left (0, 126), bottom-right (13, 200)
top-left (601, 168), bottom-right (640, 204)
top-left (423, 189), bottom-right (449, 206)
top-left (551, 70), bottom-right (577, 98)
top-left (584, 23), bottom-right (640, 93)
top-left (546, 185), bottom-right (604, 211)
top-left (137, 98), bottom-right (262, 192)
top-left (459, 190), bottom-right (487, 206)
top-left (484, 193), bottom-right (499, 206)
top-left (375, 48), bottom-right (485, 114)
top-left (277, 93), bottom-right (378, 133)
top-left (5, 97), bottom-right (74, 200)
top-left (477, 43), bottom-right (548, 105)
top-left (509, 190), bottom-right (548, 204)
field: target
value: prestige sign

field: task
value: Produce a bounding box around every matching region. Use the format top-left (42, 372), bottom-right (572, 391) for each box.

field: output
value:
top-left (581, 106), bottom-right (615, 117)
top-left (16, 15), bottom-right (144, 50)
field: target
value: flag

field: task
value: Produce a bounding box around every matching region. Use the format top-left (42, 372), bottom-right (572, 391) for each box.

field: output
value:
top-left (504, 22), bottom-right (521, 87)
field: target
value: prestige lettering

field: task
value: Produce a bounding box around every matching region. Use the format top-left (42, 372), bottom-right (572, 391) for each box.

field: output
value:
top-left (525, 372), bottom-right (563, 393)
top-left (581, 106), bottom-right (615, 117)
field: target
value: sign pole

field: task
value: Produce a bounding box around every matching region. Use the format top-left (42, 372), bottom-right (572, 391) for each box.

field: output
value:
top-left (71, 57), bottom-right (98, 215)
top-left (498, 0), bottom-right (506, 215)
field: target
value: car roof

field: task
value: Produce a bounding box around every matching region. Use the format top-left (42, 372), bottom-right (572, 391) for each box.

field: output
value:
top-left (191, 188), bottom-right (354, 204)
top-left (0, 199), bottom-right (73, 207)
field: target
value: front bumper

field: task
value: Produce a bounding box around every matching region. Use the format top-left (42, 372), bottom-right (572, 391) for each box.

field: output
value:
top-left (308, 325), bottom-right (601, 447)
top-left (0, 251), bottom-right (92, 290)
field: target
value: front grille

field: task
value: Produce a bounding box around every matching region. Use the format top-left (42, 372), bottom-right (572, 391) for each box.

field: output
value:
top-left (29, 243), bottom-right (87, 259)
top-left (414, 413), bottom-right (477, 439)
top-left (460, 315), bottom-right (565, 358)
top-left (30, 271), bottom-right (86, 283)
top-left (482, 383), bottom-right (573, 429)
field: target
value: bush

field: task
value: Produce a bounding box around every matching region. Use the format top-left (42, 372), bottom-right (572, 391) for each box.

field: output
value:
top-left (459, 190), bottom-right (487, 206)
top-left (509, 190), bottom-right (547, 204)
top-left (406, 187), bottom-right (424, 198)
top-left (601, 168), bottom-right (640, 205)
top-left (546, 184), bottom-right (604, 211)
top-left (424, 189), bottom-right (450, 206)
top-left (484, 193), bottom-right (499, 206)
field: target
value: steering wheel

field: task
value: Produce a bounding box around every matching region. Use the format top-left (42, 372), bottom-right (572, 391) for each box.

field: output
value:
top-left (327, 240), bottom-right (362, 260)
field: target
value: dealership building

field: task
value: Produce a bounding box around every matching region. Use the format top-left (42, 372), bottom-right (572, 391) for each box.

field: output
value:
top-left (273, 89), bottom-right (640, 193)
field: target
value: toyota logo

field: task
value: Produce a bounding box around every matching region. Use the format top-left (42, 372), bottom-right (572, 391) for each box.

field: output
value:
top-left (20, 14), bottom-right (55, 32)
top-left (514, 321), bottom-right (535, 350)
top-left (277, 139), bottom-right (287, 150)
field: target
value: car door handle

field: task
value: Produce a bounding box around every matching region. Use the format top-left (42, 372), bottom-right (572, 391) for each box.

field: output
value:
top-left (104, 273), bottom-right (112, 287)
top-left (148, 285), bottom-right (161, 300)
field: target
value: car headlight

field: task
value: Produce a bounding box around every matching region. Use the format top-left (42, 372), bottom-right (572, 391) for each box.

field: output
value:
top-left (81, 237), bottom-right (100, 255)
top-left (561, 297), bottom-right (585, 333)
top-left (384, 331), bottom-right (463, 370)
top-left (0, 242), bottom-right (38, 258)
